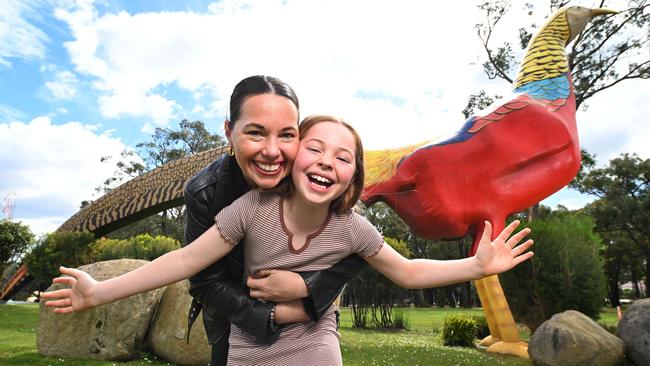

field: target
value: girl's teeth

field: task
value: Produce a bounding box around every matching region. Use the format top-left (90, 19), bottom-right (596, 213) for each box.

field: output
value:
top-left (309, 174), bottom-right (332, 184)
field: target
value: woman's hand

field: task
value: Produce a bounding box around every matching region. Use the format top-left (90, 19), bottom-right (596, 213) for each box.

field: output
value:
top-left (474, 220), bottom-right (534, 277)
top-left (247, 269), bottom-right (309, 303)
top-left (40, 266), bottom-right (101, 313)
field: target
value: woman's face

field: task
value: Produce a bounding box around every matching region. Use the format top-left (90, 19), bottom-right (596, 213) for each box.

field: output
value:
top-left (226, 93), bottom-right (299, 189)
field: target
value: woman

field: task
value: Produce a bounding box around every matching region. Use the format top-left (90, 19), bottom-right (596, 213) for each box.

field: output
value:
top-left (182, 76), bottom-right (366, 365)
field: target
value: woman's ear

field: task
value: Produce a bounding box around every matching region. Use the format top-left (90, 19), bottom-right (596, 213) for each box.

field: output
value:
top-left (224, 120), bottom-right (233, 145)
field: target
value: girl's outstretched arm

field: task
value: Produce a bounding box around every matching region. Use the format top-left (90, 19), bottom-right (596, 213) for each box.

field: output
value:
top-left (41, 225), bottom-right (236, 313)
top-left (364, 220), bottom-right (534, 289)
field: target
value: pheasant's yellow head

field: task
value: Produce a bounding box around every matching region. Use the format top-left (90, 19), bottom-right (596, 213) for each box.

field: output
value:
top-left (565, 6), bottom-right (617, 44)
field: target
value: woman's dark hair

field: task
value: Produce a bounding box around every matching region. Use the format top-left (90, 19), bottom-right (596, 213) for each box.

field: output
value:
top-left (228, 75), bottom-right (300, 128)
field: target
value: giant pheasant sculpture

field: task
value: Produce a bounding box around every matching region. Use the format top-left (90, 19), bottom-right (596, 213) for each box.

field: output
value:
top-left (362, 6), bottom-right (616, 357)
top-left (55, 6), bottom-right (617, 358)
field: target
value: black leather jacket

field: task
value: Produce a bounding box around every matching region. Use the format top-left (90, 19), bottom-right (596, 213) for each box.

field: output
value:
top-left (183, 154), bottom-right (366, 350)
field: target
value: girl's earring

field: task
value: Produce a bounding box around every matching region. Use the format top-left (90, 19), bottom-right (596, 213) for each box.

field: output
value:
top-left (228, 146), bottom-right (235, 156)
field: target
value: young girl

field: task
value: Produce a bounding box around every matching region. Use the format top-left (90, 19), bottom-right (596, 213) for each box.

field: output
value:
top-left (42, 115), bottom-right (534, 365)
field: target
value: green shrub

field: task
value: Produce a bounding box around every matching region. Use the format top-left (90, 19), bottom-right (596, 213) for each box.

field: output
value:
top-left (600, 322), bottom-right (617, 335)
top-left (0, 220), bottom-right (34, 273)
top-left (441, 316), bottom-right (477, 347)
top-left (92, 234), bottom-right (179, 261)
top-left (392, 309), bottom-right (411, 330)
top-left (500, 212), bottom-right (606, 332)
top-left (470, 315), bottom-right (490, 339)
top-left (24, 232), bottom-right (95, 290)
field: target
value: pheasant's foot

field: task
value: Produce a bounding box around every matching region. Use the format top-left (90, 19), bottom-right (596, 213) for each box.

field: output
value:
top-left (477, 335), bottom-right (501, 347)
top-left (486, 341), bottom-right (529, 358)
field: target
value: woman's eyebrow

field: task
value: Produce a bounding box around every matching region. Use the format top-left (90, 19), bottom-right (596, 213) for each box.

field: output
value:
top-left (242, 122), bottom-right (266, 130)
top-left (281, 126), bottom-right (298, 132)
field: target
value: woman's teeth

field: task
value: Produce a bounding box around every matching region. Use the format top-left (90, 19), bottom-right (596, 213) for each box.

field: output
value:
top-left (256, 162), bottom-right (280, 172)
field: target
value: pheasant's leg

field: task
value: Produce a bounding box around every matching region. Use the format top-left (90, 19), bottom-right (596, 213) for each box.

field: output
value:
top-left (482, 274), bottom-right (529, 358)
top-left (474, 277), bottom-right (501, 346)
top-left (471, 221), bottom-right (528, 358)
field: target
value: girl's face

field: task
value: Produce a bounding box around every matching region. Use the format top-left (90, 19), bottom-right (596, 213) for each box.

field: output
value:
top-left (292, 121), bottom-right (357, 207)
top-left (226, 93), bottom-right (299, 189)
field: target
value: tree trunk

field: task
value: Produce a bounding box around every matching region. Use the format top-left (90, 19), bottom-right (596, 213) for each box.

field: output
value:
top-left (607, 264), bottom-right (621, 307)
top-left (645, 253), bottom-right (650, 298)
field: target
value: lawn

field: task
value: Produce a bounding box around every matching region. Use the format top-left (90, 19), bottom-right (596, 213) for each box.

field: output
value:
top-left (1, 304), bottom-right (617, 365)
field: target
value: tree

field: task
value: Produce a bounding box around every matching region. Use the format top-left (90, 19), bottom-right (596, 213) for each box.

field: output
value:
top-left (472, 0), bottom-right (649, 110)
top-left (24, 232), bottom-right (96, 291)
top-left (362, 202), bottom-right (477, 308)
top-left (572, 153), bottom-right (650, 298)
top-left (345, 236), bottom-right (411, 329)
top-left (0, 220), bottom-right (34, 273)
top-left (93, 120), bottom-right (226, 239)
top-left (500, 210), bottom-right (606, 332)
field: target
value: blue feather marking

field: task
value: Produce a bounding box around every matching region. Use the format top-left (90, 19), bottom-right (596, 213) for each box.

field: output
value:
top-left (397, 116), bottom-right (477, 166)
top-left (514, 74), bottom-right (569, 100)
top-left (433, 116), bottom-right (476, 146)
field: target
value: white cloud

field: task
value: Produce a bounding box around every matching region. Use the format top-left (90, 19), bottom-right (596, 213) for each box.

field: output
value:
top-left (0, 116), bottom-right (129, 235)
top-left (0, 0), bottom-right (48, 67)
top-left (53, 0), bottom-right (482, 134)
top-left (577, 78), bottom-right (650, 164)
top-left (45, 70), bottom-right (79, 99)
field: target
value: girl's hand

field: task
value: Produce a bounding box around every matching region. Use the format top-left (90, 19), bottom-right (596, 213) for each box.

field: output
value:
top-left (40, 266), bottom-right (101, 313)
top-left (247, 269), bottom-right (309, 303)
top-left (474, 220), bottom-right (534, 277)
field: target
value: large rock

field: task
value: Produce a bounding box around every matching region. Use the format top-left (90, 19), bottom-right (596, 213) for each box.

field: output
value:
top-left (147, 280), bottom-right (211, 365)
top-left (38, 259), bottom-right (166, 361)
top-left (618, 299), bottom-right (650, 366)
top-left (529, 310), bottom-right (625, 366)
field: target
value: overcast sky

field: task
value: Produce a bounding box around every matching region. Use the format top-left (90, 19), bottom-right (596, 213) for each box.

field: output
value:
top-left (1, 0), bottom-right (648, 236)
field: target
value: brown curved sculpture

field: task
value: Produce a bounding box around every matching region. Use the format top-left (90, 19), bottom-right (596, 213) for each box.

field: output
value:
top-left (57, 145), bottom-right (228, 237)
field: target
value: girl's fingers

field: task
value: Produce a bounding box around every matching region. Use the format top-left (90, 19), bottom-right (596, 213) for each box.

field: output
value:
top-left (59, 266), bottom-right (85, 278)
top-left (40, 288), bottom-right (70, 299)
top-left (507, 228), bottom-right (532, 248)
top-left (52, 276), bottom-right (75, 286)
top-left (512, 239), bottom-right (534, 255)
top-left (45, 298), bottom-right (71, 308)
top-left (479, 221), bottom-right (493, 244)
top-left (497, 220), bottom-right (520, 242)
top-left (513, 251), bottom-right (534, 266)
top-left (54, 307), bottom-right (76, 314)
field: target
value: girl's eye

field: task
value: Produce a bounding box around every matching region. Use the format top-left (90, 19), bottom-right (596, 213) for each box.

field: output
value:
top-left (337, 156), bottom-right (352, 163)
top-left (307, 147), bottom-right (320, 153)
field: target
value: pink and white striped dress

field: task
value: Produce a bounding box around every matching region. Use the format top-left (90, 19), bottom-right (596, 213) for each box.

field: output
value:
top-left (215, 190), bottom-right (384, 365)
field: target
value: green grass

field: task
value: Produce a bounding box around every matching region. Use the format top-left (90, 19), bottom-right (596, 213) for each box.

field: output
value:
top-left (0, 304), bottom-right (170, 365)
top-left (1, 304), bottom-right (619, 365)
top-left (338, 307), bottom-right (532, 366)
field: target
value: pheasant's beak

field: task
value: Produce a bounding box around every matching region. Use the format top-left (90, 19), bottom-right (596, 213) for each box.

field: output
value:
top-left (590, 8), bottom-right (618, 17)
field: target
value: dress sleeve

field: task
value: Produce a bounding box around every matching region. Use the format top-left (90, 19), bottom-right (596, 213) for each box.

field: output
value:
top-left (350, 212), bottom-right (384, 258)
top-left (214, 190), bottom-right (259, 245)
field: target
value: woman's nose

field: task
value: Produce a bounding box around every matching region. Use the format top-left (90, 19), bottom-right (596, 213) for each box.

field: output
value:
top-left (262, 138), bottom-right (280, 159)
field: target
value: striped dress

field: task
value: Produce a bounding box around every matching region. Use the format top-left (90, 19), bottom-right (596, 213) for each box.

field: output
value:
top-left (215, 190), bottom-right (384, 365)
